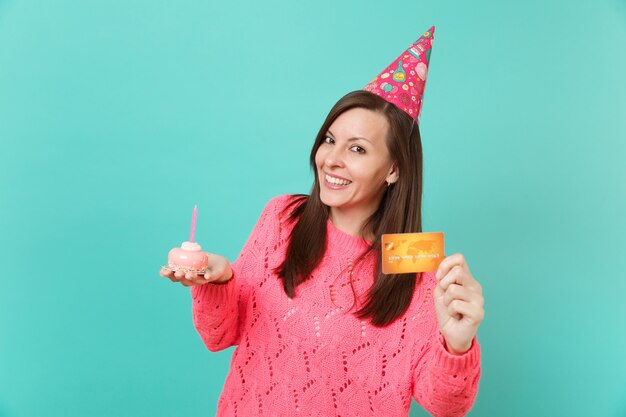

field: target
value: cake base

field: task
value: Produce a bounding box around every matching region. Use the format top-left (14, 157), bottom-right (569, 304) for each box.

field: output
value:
top-left (162, 265), bottom-right (208, 276)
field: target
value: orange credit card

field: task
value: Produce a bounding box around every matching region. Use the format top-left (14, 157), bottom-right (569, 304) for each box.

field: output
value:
top-left (381, 232), bottom-right (445, 274)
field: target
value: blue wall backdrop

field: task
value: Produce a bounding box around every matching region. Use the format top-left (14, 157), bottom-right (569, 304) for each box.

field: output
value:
top-left (1, 0), bottom-right (625, 416)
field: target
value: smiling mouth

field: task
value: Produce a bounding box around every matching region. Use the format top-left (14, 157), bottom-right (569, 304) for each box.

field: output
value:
top-left (324, 174), bottom-right (352, 186)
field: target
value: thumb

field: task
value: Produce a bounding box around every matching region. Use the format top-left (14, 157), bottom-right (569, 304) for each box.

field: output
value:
top-left (432, 280), bottom-right (449, 327)
top-left (204, 269), bottom-right (232, 283)
top-left (203, 270), bottom-right (219, 282)
top-left (433, 279), bottom-right (444, 300)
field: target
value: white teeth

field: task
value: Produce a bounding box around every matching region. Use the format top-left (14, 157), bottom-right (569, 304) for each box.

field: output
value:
top-left (325, 174), bottom-right (351, 186)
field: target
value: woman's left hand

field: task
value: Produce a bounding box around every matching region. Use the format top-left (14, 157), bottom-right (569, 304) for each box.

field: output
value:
top-left (433, 253), bottom-right (485, 355)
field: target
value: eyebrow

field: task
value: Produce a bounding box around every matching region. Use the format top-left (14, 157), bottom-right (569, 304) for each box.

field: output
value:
top-left (327, 129), bottom-right (372, 144)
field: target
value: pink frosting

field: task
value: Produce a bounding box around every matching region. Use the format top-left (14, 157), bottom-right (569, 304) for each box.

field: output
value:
top-left (168, 241), bottom-right (209, 270)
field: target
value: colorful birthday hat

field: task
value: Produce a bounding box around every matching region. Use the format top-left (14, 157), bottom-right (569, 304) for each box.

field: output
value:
top-left (363, 26), bottom-right (435, 122)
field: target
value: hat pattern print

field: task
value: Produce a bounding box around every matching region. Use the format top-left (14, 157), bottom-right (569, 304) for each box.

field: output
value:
top-left (363, 26), bottom-right (435, 123)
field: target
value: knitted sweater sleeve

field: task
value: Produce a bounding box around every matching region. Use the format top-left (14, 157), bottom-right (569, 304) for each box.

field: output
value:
top-left (190, 196), bottom-right (287, 352)
top-left (412, 323), bottom-right (482, 417)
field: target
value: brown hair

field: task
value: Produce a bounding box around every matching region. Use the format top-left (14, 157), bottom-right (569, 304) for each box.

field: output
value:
top-left (276, 90), bottom-right (424, 327)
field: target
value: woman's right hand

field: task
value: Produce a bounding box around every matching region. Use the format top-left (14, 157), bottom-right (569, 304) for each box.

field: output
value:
top-left (159, 253), bottom-right (233, 287)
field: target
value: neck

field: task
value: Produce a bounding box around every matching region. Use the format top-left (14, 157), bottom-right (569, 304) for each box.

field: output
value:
top-left (329, 206), bottom-right (376, 241)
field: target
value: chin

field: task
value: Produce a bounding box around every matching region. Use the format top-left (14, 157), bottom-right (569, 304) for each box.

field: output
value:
top-left (319, 192), bottom-right (336, 207)
top-left (319, 190), bottom-right (344, 208)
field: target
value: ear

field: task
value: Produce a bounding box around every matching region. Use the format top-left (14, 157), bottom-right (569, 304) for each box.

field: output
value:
top-left (386, 163), bottom-right (399, 185)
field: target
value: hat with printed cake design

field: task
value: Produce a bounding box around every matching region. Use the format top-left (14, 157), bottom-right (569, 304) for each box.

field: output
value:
top-left (363, 26), bottom-right (435, 123)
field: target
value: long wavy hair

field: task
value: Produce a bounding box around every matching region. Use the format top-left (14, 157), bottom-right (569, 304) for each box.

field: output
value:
top-left (275, 90), bottom-right (424, 327)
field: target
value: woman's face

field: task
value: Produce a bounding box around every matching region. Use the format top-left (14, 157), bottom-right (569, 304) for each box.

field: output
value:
top-left (315, 107), bottom-right (398, 222)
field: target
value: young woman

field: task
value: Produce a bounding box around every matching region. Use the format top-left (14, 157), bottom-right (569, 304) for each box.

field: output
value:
top-left (160, 28), bottom-right (485, 417)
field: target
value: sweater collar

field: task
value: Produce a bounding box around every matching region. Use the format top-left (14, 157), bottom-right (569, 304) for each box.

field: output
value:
top-left (326, 219), bottom-right (372, 255)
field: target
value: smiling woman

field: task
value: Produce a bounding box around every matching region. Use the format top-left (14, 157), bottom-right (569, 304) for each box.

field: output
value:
top-left (316, 107), bottom-right (399, 237)
top-left (279, 90), bottom-right (424, 326)
top-left (160, 26), bottom-right (484, 417)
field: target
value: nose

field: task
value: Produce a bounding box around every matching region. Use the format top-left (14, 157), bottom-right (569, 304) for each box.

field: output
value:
top-left (324, 145), bottom-right (344, 168)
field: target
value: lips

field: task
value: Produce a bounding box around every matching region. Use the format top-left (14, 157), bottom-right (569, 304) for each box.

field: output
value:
top-left (323, 173), bottom-right (352, 190)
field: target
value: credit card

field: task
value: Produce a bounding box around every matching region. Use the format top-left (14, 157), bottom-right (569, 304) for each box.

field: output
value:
top-left (381, 232), bottom-right (444, 274)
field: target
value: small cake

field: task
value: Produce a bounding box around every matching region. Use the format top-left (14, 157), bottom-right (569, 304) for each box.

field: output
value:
top-left (166, 241), bottom-right (209, 274)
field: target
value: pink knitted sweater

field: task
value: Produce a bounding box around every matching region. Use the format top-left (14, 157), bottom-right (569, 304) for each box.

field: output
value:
top-left (191, 195), bottom-right (481, 417)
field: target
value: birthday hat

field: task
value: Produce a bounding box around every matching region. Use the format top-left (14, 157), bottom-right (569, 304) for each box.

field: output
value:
top-left (363, 26), bottom-right (435, 122)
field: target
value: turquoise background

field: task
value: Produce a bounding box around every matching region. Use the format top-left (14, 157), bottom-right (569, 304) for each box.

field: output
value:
top-left (1, 0), bottom-right (625, 416)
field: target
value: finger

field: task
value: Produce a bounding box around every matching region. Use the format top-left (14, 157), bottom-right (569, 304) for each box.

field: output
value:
top-left (443, 283), bottom-right (482, 307)
top-left (433, 280), bottom-right (444, 299)
top-left (443, 283), bottom-right (463, 306)
top-left (160, 267), bottom-right (174, 278)
top-left (439, 266), bottom-right (481, 293)
top-left (187, 271), bottom-right (209, 286)
top-left (438, 265), bottom-right (465, 291)
top-left (190, 277), bottom-right (209, 286)
top-left (204, 271), bottom-right (222, 283)
top-left (436, 253), bottom-right (469, 282)
top-left (447, 299), bottom-right (483, 324)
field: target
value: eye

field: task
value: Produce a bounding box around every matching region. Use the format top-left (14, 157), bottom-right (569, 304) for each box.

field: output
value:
top-left (323, 135), bottom-right (335, 144)
top-left (350, 145), bottom-right (366, 154)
